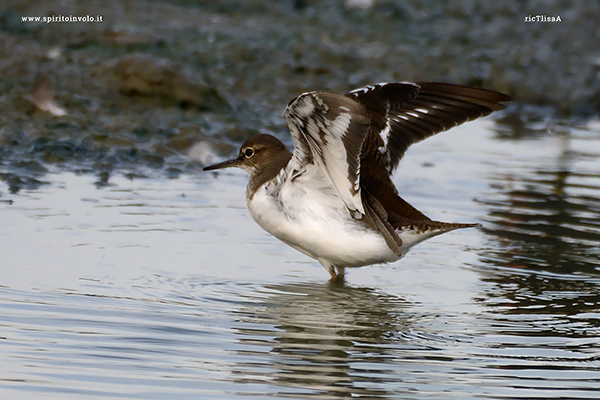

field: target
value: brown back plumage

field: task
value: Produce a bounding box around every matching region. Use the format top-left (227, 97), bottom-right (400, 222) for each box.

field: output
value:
top-left (346, 82), bottom-right (510, 230)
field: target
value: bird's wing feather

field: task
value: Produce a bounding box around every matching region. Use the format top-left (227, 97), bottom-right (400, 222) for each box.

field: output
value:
top-left (284, 92), bottom-right (370, 217)
top-left (346, 81), bottom-right (510, 172)
top-left (284, 83), bottom-right (510, 223)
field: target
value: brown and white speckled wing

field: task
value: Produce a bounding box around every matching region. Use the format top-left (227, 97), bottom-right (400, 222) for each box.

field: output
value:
top-left (345, 82), bottom-right (510, 228)
top-left (284, 82), bottom-right (509, 238)
top-left (284, 91), bottom-right (370, 217)
top-left (346, 82), bottom-right (511, 173)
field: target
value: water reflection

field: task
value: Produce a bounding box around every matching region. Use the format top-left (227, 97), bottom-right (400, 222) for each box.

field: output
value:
top-left (231, 281), bottom-right (422, 398)
top-left (476, 120), bottom-right (600, 336)
top-left (481, 166), bottom-right (600, 275)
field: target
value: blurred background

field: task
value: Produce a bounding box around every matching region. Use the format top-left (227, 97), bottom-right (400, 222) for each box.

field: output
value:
top-left (2, 2), bottom-right (600, 399)
top-left (1, 0), bottom-right (599, 191)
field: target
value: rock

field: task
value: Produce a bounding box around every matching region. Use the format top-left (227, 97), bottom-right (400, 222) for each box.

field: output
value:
top-left (98, 53), bottom-right (228, 110)
top-left (188, 141), bottom-right (218, 166)
top-left (28, 72), bottom-right (67, 117)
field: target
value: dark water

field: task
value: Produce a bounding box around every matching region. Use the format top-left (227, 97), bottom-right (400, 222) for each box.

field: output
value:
top-left (1, 119), bottom-right (600, 399)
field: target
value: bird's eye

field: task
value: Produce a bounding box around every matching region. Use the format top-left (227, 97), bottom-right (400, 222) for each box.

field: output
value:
top-left (244, 148), bottom-right (254, 158)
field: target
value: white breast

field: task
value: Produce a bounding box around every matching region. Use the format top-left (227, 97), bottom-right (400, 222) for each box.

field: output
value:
top-left (246, 165), bottom-right (400, 268)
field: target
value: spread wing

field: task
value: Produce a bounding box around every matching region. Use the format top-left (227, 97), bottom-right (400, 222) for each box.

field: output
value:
top-left (345, 82), bottom-right (510, 227)
top-left (345, 82), bottom-right (511, 172)
top-left (284, 91), bottom-right (370, 217)
top-left (283, 82), bottom-right (510, 225)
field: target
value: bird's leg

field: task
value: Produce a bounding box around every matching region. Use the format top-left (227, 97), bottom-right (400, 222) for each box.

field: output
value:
top-left (319, 259), bottom-right (344, 280)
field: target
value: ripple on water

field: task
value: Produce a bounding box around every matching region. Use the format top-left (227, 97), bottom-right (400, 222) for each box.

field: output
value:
top-left (1, 257), bottom-right (599, 398)
top-left (0, 284), bottom-right (242, 399)
top-left (1, 119), bottom-right (599, 399)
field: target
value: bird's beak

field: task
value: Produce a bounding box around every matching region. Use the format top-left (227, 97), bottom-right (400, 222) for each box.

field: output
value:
top-left (203, 157), bottom-right (240, 171)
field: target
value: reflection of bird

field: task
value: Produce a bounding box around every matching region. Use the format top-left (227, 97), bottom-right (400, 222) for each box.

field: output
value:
top-left (232, 281), bottom-right (410, 397)
top-left (205, 82), bottom-right (509, 279)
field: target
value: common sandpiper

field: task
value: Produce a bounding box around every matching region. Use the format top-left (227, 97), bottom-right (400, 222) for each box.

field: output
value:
top-left (204, 82), bottom-right (509, 280)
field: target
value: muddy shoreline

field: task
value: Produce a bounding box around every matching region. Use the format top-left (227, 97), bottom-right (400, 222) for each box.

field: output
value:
top-left (1, 1), bottom-right (598, 192)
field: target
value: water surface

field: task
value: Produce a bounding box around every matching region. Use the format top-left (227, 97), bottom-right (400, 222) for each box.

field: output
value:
top-left (1, 119), bottom-right (599, 399)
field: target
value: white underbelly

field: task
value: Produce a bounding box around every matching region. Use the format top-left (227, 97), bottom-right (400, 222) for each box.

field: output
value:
top-left (247, 182), bottom-right (400, 268)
